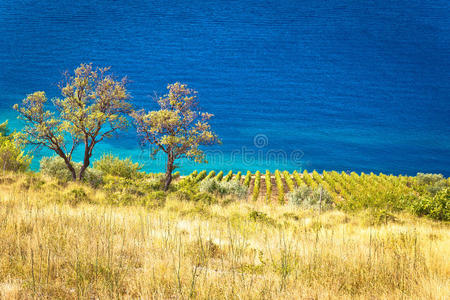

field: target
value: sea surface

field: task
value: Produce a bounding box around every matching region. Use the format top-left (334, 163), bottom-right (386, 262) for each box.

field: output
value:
top-left (0, 0), bottom-right (449, 176)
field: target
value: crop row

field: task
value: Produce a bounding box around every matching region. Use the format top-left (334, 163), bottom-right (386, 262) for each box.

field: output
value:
top-left (181, 170), bottom-right (423, 205)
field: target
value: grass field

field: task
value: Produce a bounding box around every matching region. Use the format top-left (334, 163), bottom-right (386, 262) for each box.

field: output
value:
top-left (0, 172), bottom-right (449, 299)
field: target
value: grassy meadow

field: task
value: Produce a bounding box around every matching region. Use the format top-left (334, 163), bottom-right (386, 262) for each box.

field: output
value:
top-left (0, 171), bottom-right (449, 299)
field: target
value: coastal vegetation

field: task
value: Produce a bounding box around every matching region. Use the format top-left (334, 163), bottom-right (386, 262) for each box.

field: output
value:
top-left (0, 123), bottom-right (449, 298)
top-left (0, 165), bottom-right (448, 299)
top-left (0, 65), bottom-right (448, 298)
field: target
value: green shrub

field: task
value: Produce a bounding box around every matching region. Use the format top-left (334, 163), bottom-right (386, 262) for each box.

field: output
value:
top-left (142, 191), bottom-right (167, 209)
top-left (40, 156), bottom-right (103, 187)
top-left (248, 210), bottom-right (276, 226)
top-left (416, 173), bottom-right (445, 185)
top-left (252, 171), bottom-right (261, 201)
top-left (93, 153), bottom-right (144, 179)
top-left (170, 189), bottom-right (194, 201)
top-left (283, 171), bottom-right (295, 191)
top-left (243, 171), bottom-right (252, 187)
top-left (204, 170), bottom-right (216, 180)
top-left (195, 170), bottom-right (207, 182)
top-left (0, 121), bottom-right (32, 172)
top-left (223, 170), bottom-right (233, 182)
top-left (411, 188), bottom-right (449, 221)
top-left (193, 192), bottom-right (216, 205)
top-left (215, 170), bottom-right (224, 181)
top-left (190, 170), bottom-right (199, 178)
top-left (199, 178), bottom-right (248, 198)
top-left (416, 173), bottom-right (449, 196)
top-left (287, 184), bottom-right (333, 210)
top-left (103, 174), bottom-right (163, 197)
top-left (234, 171), bottom-right (242, 182)
top-left (65, 188), bottom-right (89, 206)
top-left (292, 170), bottom-right (303, 186)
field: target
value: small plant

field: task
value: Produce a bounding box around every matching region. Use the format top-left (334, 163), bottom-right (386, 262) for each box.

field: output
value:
top-left (292, 170), bottom-right (303, 186)
top-left (195, 170), bottom-right (207, 182)
top-left (223, 170), bottom-right (233, 182)
top-left (0, 121), bottom-right (32, 172)
top-left (199, 178), bottom-right (248, 198)
top-left (234, 171), bottom-right (242, 182)
top-left (252, 171), bottom-right (261, 201)
top-left (193, 192), bottom-right (216, 205)
top-left (416, 173), bottom-right (449, 196)
top-left (287, 184), bottom-right (333, 210)
top-left (411, 188), bottom-right (449, 221)
top-left (40, 156), bottom-right (103, 187)
top-left (93, 154), bottom-right (144, 179)
top-left (65, 188), bottom-right (89, 206)
top-left (283, 171), bottom-right (295, 191)
top-left (204, 170), bottom-right (216, 180)
top-left (248, 210), bottom-right (276, 226)
top-left (243, 171), bottom-right (252, 187)
top-left (215, 170), bottom-right (224, 181)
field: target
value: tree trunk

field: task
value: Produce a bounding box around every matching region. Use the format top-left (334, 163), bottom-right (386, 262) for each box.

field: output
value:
top-left (78, 155), bottom-right (91, 181)
top-left (57, 150), bottom-right (77, 181)
top-left (164, 155), bottom-right (175, 191)
top-left (78, 141), bottom-right (94, 181)
top-left (63, 159), bottom-right (77, 181)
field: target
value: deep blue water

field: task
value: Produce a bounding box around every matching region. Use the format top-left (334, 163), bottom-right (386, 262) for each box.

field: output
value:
top-left (0, 0), bottom-right (449, 176)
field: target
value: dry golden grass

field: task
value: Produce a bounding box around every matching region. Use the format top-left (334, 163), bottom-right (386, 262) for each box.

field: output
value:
top-left (0, 173), bottom-right (449, 299)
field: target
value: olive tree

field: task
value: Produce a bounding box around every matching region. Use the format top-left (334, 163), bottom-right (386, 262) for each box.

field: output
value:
top-left (14, 63), bottom-right (132, 181)
top-left (132, 82), bottom-right (220, 191)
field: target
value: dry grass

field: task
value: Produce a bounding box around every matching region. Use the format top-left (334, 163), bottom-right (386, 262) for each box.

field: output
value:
top-left (0, 173), bottom-right (449, 299)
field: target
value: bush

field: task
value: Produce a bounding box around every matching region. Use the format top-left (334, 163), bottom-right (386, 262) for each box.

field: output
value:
top-left (65, 188), bottom-right (89, 206)
top-left (252, 171), bottom-right (261, 201)
top-left (248, 210), bottom-right (276, 226)
top-left (215, 170), bottom-right (224, 181)
top-left (93, 153), bottom-right (144, 179)
top-left (199, 178), bottom-right (248, 198)
top-left (283, 171), bottom-right (295, 191)
top-left (416, 173), bottom-right (449, 196)
top-left (40, 156), bottom-right (103, 187)
top-left (223, 170), bottom-right (233, 182)
top-left (411, 188), bottom-right (449, 221)
top-left (234, 171), bottom-right (242, 182)
top-left (287, 184), bottom-right (333, 210)
top-left (243, 171), bottom-right (252, 187)
top-left (195, 170), bottom-right (207, 182)
top-left (416, 173), bottom-right (445, 185)
top-left (193, 192), bottom-right (216, 205)
top-left (204, 170), bottom-right (216, 180)
top-left (0, 121), bottom-right (32, 172)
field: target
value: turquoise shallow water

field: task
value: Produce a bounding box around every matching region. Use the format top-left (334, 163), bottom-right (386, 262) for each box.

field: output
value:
top-left (0, 0), bottom-right (449, 176)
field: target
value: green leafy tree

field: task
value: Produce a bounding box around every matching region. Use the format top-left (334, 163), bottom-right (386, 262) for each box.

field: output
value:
top-left (13, 63), bottom-right (132, 181)
top-left (132, 82), bottom-right (220, 191)
top-left (0, 120), bottom-right (32, 172)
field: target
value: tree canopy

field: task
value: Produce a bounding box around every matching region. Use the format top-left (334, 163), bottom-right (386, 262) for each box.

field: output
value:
top-left (132, 82), bottom-right (220, 190)
top-left (14, 63), bottom-right (132, 180)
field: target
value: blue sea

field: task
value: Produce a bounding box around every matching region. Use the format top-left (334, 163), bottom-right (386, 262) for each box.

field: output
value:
top-left (0, 0), bottom-right (449, 176)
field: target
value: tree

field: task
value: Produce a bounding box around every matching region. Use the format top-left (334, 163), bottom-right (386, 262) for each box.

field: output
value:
top-left (13, 63), bottom-right (132, 181)
top-left (132, 82), bottom-right (220, 191)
